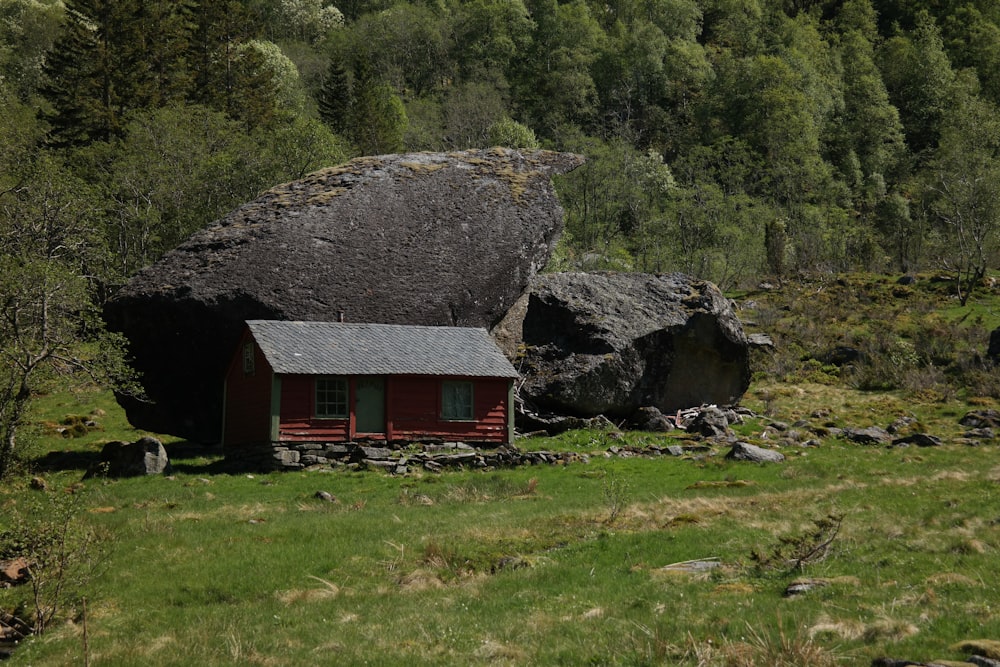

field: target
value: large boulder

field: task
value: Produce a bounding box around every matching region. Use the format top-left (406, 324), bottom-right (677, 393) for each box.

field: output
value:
top-left (104, 149), bottom-right (583, 442)
top-left (517, 272), bottom-right (750, 418)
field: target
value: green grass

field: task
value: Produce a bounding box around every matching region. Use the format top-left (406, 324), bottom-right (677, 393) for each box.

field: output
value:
top-left (5, 274), bottom-right (1000, 665)
top-left (5, 385), bottom-right (1000, 665)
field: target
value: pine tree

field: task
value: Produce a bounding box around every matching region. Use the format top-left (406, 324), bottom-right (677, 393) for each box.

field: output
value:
top-left (186, 0), bottom-right (260, 112)
top-left (317, 58), bottom-right (353, 135)
top-left (349, 56), bottom-right (407, 155)
top-left (40, 0), bottom-right (192, 147)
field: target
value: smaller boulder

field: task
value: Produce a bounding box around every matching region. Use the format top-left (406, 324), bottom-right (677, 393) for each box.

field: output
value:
top-left (630, 406), bottom-right (674, 432)
top-left (686, 406), bottom-right (732, 439)
top-left (892, 433), bottom-right (944, 447)
top-left (843, 426), bottom-right (893, 445)
top-left (725, 442), bottom-right (785, 463)
top-left (961, 410), bottom-right (1000, 429)
top-left (88, 436), bottom-right (172, 478)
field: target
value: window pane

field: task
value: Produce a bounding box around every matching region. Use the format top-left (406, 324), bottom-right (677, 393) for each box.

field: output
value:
top-left (442, 381), bottom-right (473, 420)
top-left (316, 377), bottom-right (348, 418)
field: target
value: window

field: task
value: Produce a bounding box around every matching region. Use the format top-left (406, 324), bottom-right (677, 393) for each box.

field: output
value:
top-left (441, 381), bottom-right (474, 421)
top-left (242, 342), bottom-right (255, 375)
top-left (316, 377), bottom-right (348, 418)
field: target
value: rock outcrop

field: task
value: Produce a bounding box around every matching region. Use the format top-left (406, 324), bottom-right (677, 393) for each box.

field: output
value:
top-left (104, 149), bottom-right (584, 442)
top-left (86, 436), bottom-right (173, 478)
top-left (517, 272), bottom-right (750, 418)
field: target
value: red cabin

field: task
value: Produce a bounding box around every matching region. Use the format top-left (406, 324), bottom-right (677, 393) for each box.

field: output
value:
top-left (222, 320), bottom-right (519, 469)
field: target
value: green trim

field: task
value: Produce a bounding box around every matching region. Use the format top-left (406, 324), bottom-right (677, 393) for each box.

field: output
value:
top-left (507, 380), bottom-right (515, 445)
top-left (269, 374), bottom-right (281, 442)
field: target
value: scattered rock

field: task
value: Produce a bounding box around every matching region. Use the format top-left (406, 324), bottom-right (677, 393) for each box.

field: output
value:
top-left (104, 149), bottom-right (584, 442)
top-left (86, 436), bottom-right (173, 478)
top-left (629, 406), bottom-right (675, 432)
top-left (888, 416), bottom-right (919, 434)
top-left (517, 272), bottom-right (750, 420)
top-left (657, 558), bottom-right (722, 574)
top-left (892, 433), bottom-right (944, 447)
top-left (516, 411), bottom-right (618, 436)
top-left (960, 411), bottom-right (1000, 430)
top-left (843, 426), bottom-right (893, 445)
top-left (783, 578), bottom-right (829, 597)
top-left (747, 332), bottom-right (775, 350)
top-left (687, 406), bottom-right (733, 439)
top-left (0, 558), bottom-right (29, 587)
top-left (725, 442), bottom-right (785, 463)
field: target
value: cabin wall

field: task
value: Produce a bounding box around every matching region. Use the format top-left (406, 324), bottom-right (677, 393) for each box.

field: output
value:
top-left (223, 336), bottom-right (273, 448)
top-left (275, 375), bottom-right (510, 445)
top-left (278, 374), bottom-right (350, 442)
top-left (389, 376), bottom-right (510, 444)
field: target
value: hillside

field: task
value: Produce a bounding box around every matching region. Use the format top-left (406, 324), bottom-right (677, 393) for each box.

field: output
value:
top-left (3, 274), bottom-right (1000, 665)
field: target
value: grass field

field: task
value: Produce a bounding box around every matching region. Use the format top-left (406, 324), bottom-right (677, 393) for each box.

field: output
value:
top-left (3, 383), bottom-right (1000, 666)
top-left (4, 273), bottom-right (1000, 665)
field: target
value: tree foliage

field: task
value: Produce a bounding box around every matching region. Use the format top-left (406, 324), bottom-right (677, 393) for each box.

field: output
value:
top-left (7, 0), bottom-right (1000, 475)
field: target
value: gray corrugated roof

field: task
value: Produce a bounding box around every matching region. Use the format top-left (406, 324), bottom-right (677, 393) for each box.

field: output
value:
top-left (246, 320), bottom-right (519, 378)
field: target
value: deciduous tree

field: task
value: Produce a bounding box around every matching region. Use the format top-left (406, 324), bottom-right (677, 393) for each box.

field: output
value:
top-left (0, 153), bottom-right (131, 478)
top-left (926, 91), bottom-right (1000, 305)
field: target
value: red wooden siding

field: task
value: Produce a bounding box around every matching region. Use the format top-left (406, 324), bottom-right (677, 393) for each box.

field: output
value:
top-left (223, 335), bottom-right (273, 446)
top-left (388, 376), bottom-right (510, 443)
top-left (278, 374), bottom-right (350, 442)
top-left (275, 374), bottom-right (510, 444)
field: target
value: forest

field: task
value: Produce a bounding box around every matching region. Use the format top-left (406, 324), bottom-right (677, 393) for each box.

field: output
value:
top-left (2, 0), bottom-right (1000, 475)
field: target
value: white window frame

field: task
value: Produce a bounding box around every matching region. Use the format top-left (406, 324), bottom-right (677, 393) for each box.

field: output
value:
top-left (315, 376), bottom-right (349, 419)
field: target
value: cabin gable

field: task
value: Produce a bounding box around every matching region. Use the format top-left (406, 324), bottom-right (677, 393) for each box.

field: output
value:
top-left (222, 330), bottom-right (275, 448)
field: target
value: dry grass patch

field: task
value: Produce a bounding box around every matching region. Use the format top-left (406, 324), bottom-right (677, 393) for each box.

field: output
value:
top-left (276, 576), bottom-right (341, 604)
top-left (396, 567), bottom-right (446, 592)
top-left (925, 572), bottom-right (981, 587)
top-left (931, 470), bottom-right (973, 482)
top-left (861, 618), bottom-right (920, 643)
top-left (708, 622), bottom-right (845, 667)
top-left (474, 638), bottom-right (528, 662)
top-left (712, 582), bottom-right (757, 595)
top-left (809, 615), bottom-right (866, 641)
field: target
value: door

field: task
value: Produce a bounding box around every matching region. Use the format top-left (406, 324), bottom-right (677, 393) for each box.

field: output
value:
top-left (355, 377), bottom-right (385, 433)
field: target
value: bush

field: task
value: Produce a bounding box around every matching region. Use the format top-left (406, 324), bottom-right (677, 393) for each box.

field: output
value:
top-left (0, 488), bottom-right (112, 634)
